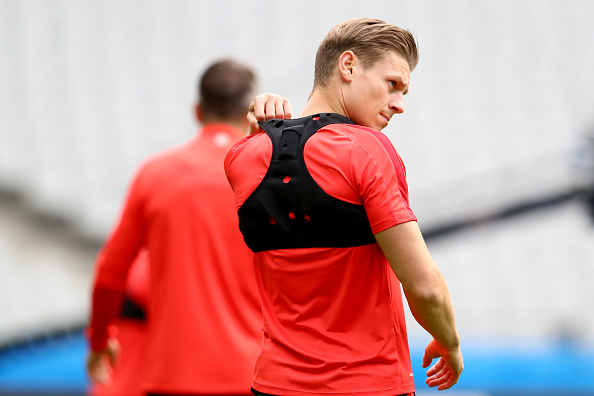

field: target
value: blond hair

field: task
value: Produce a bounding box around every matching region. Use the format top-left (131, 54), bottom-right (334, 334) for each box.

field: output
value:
top-left (313, 18), bottom-right (419, 87)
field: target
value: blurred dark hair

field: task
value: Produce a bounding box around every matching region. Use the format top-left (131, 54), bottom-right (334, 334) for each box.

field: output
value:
top-left (199, 59), bottom-right (256, 122)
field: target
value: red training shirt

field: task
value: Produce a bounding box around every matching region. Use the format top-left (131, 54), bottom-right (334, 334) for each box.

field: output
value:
top-left (225, 121), bottom-right (417, 396)
top-left (89, 124), bottom-right (262, 395)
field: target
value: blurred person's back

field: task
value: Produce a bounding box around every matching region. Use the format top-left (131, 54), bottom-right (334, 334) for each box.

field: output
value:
top-left (87, 59), bottom-right (262, 396)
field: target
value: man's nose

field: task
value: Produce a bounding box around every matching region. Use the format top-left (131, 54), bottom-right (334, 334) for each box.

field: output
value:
top-left (390, 94), bottom-right (405, 114)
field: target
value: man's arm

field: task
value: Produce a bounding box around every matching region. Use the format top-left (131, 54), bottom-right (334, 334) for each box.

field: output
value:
top-left (86, 173), bottom-right (146, 383)
top-left (375, 221), bottom-right (463, 390)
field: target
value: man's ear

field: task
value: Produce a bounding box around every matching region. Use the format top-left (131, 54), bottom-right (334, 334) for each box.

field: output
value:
top-left (338, 50), bottom-right (356, 82)
top-left (195, 102), bottom-right (203, 123)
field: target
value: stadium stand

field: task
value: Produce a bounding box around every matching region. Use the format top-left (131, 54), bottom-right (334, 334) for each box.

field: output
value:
top-left (1, 1), bottom-right (594, 395)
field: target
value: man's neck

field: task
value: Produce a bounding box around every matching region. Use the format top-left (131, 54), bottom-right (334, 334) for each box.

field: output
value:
top-left (299, 87), bottom-right (347, 119)
top-left (202, 121), bottom-right (248, 138)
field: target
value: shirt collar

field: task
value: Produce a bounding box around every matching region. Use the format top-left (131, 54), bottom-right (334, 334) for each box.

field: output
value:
top-left (200, 123), bottom-right (246, 142)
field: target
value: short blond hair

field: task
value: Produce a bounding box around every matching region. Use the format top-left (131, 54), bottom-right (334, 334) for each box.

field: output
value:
top-left (313, 18), bottom-right (419, 88)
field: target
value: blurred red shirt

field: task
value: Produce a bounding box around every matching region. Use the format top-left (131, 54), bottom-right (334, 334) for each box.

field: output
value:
top-left (89, 124), bottom-right (262, 395)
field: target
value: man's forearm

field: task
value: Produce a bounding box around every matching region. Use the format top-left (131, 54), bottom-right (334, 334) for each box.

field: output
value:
top-left (88, 284), bottom-right (125, 350)
top-left (404, 278), bottom-right (460, 349)
top-left (375, 222), bottom-right (460, 349)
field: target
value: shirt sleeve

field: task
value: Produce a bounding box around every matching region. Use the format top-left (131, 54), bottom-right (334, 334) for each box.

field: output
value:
top-left (88, 167), bottom-right (147, 350)
top-left (126, 249), bottom-right (149, 308)
top-left (224, 139), bottom-right (242, 192)
top-left (225, 133), bottom-right (271, 209)
top-left (349, 129), bottom-right (417, 234)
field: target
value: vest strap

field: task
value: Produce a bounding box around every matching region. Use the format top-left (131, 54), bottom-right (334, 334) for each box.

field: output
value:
top-left (239, 113), bottom-right (376, 252)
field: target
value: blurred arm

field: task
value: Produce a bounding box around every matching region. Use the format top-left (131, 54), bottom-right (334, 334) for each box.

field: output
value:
top-left (375, 221), bottom-right (463, 390)
top-left (87, 173), bottom-right (146, 352)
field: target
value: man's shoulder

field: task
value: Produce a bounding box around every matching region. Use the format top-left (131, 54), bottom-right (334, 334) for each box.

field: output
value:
top-left (319, 123), bottom-right (397, 155)
top-left (318, 123), bottom-right (406, 179)
top-left (232, 131), bottom-right (267, 149)
top-left (321, 123), bottom-right (384, 142)
top-left (225, 132), bottom-right (270, 165)
top-left (134, 142), bottom-right (193, 179)
top-left (324, 122), bottom-right (376, 134)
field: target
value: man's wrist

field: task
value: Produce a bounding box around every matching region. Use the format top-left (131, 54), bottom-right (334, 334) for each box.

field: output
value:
top-left (438, 332), bottom-right (461, 351)
top-left (87, 325), bottom-right (117, 351)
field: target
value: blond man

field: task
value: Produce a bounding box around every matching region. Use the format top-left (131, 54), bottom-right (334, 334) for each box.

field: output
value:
top-left (226, 18), bottom-right (463, 396)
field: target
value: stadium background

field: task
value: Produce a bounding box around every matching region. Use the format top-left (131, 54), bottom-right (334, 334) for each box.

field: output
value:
top-left (1, 0), bottom-right (594, 395)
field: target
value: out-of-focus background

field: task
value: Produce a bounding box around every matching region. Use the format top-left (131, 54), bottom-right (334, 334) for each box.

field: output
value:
top-left (1, 1), bottom-right (594, 395)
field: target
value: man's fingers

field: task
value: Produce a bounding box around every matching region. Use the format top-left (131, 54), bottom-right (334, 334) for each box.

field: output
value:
top-left (426, 370), bottom-right (449, 386)
top-left (422, 347), bottom-right (440, 368)
top-left (252, 96), bottom-right (267, 121)
top-left (426, 356), bottom-right (444, 376)
top-left (88, 366), bottom-right (99, 383)
top-left (438, 377), bottom-right (459, 391)
top-left (265, 100), bottom-right (277, 121)
top-left (89, 358), bottom-right (109, 384)
top-left (427, 370), bottom-right (452, 388)
top-left (247, 113), bottom-right (261, 134)
top-left (422, 353), bottom-right (433, 368)
top-left (95, 366), bottom-right (108, 384)
top-left (276, 98), bottom-right (292, 120)
top-left (422, 339), bottom-right (463, 389)
top-left (437, 372), bottom-right (459, 391)
top-left (87, 343), bottom-right (118, 385)
top-left (426, 361), bottom-right (447, 380)
top-left (247, 112), bottom-right (256, 126)
top-left (426, 362), bottom-right (448, 385)
top-left (284, 99), bottom-right (292, 119)
top-left (87, 353), bottom-right (102, 383)
top-left (253, 94), bottom-right (292, 121)
top-left (246, 93), bottom-right (292, 135)
top-left (109, 349), bottom-right (118, 366)
top-left (425, 360), bottom-right (462, 390)
top-left (274, 101), bottom-right (284, 119)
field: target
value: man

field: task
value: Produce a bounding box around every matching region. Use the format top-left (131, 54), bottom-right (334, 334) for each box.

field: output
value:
top-left (87, 59), bottom-right (264, 396)
top-left (225, 18), bottom-right (463, 396)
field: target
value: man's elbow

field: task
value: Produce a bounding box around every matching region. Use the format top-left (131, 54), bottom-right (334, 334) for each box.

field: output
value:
top-left (404, 275), bottom-right (449, 306)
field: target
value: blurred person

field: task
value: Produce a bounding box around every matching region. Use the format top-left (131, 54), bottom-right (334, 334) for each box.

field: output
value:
top-left (225, 18), bottom-right (463, 396)
top-left (87, 59), bottom-right (266, 396)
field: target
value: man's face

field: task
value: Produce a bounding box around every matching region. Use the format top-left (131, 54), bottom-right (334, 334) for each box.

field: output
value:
top-left (343, 51), bottom-right (410, 131)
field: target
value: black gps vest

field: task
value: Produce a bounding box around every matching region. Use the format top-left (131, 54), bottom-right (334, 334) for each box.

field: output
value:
top-left (237, 113), bottom-right (376, 253)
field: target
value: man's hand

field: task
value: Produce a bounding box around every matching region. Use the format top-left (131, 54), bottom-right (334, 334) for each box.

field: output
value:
top-left (247, 93), bottom-right (292, 134)
top-left (87, 337), bottom-right (120, 384)
top-left (422, 338), bottom-right (464, 390)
